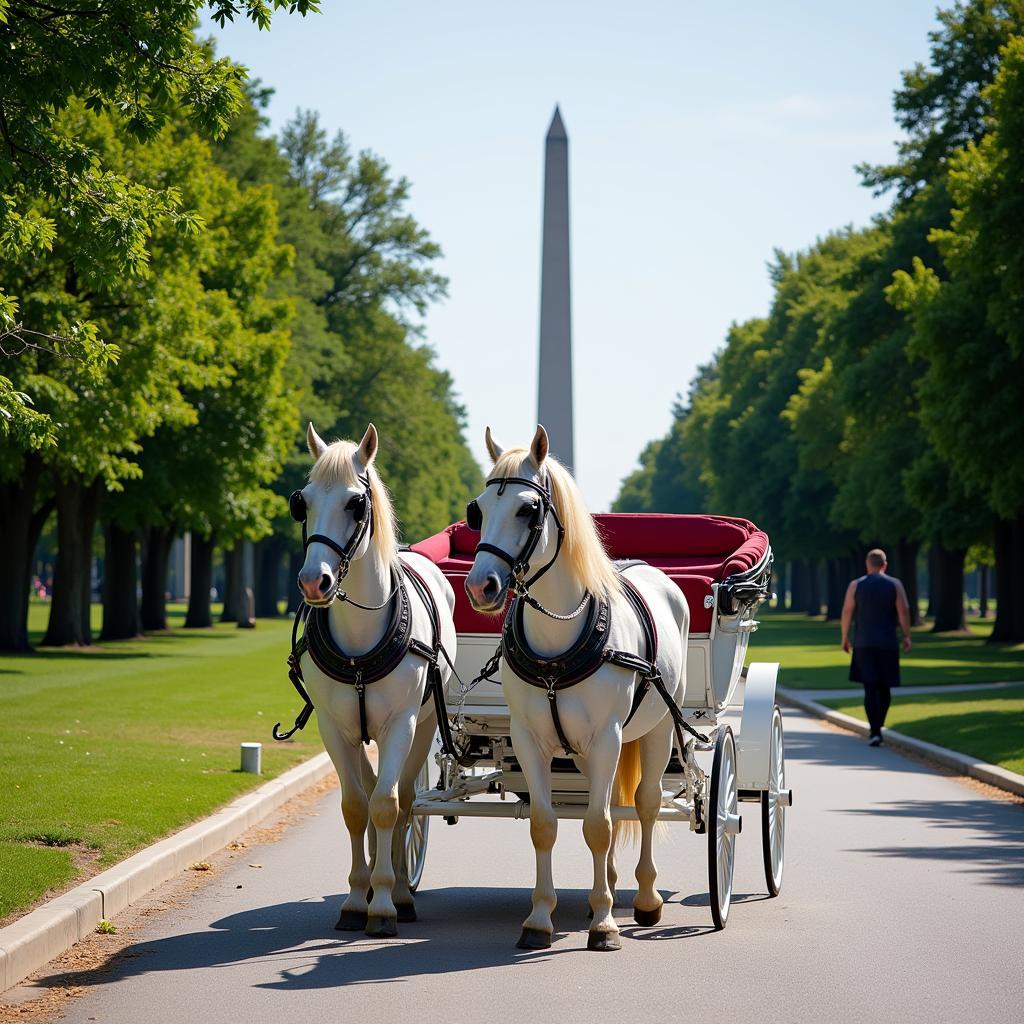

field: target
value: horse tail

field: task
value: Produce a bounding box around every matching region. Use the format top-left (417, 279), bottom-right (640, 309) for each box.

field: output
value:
top-left (612, 739), bottom-right (642, 846)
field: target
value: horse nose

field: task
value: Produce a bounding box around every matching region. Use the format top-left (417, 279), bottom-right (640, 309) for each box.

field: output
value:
top-left (297, 568), bottom-right (333, 603)
top-left (466, 572), bottom-right (503, 610)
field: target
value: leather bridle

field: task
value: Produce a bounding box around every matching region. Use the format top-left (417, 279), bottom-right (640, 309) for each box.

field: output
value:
top-left (290, 475), bottom-right (374, 601)
top-left (467, 475), bottom-right (591, 620)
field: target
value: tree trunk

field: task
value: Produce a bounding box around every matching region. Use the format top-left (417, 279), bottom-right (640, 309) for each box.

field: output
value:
top-left (255, 538), bottom-right (283, 618)
top-left (925, 547), bottom-right (939, 620)
top-left (774, 562), bottom-right (787, 611)
top-left (0, 456), bottom-right (49, 652)
top-left (991, 515), bottom-right (1024, 643)
top-left (789, 559), bottom-right (806, 613)
top-left (978, 564), bottom-right (989, 619)
top-left (824, 558), bottom-right (844, 620)
top-left (286, 549), bottom-right (303, 613)
top-left (220, 544), bottom-right (240, 622)
top-left (931, 545), bottom-right (966, 633)
top-left (40, 477), bottom-right (102, 647)
top-left (100, 523), bottom-right (141, 640)
top-left (140, 526), bottom-right (174, 632)
top-left (891, 539), bottom-right (921, 626)
top-left (185, 533), bottom-right (215, 628)
top-left (805, 559), bottom-right (822, 616)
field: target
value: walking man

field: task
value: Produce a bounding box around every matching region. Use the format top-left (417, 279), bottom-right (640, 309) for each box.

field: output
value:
top-left (841, 549), bottom-right (913, 746)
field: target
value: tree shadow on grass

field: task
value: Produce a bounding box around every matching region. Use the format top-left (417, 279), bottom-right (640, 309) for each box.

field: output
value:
top-left (36, 885), bottom-right (731, 993)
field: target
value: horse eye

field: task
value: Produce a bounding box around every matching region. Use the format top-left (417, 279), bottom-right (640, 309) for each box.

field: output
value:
top-left (516, 502), bottom-right (538, 518)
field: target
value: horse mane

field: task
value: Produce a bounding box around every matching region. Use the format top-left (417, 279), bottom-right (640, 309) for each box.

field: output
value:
top-left (492, 448), bottom-right (621, 600)
top-left (309, 440), bottom-right (399, 567)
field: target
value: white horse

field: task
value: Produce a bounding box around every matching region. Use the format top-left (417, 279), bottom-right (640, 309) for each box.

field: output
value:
top-left (465, 425), bottom-right (689, 951)
top-left (295, 422), bottom-right (456, 937)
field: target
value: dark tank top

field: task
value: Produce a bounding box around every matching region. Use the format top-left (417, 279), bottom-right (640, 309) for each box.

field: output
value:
top-left (854, 573), bottom-right (899, 649)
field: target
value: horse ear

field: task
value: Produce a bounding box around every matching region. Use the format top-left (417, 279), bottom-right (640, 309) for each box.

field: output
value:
top-left (484, 426), bottom-right (505, 464)
top-left (529, 424), bottom-right (549, 467)
top-left (307, 422), bottom-right (328, 459)
top-left (356, 422), bottom-right (378, 468)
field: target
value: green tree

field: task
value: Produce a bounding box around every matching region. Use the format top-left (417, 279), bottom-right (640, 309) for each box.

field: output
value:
top-left (0, 0), bottom-right (319, 428)
top-left (890, 36), bottom-right (1024, 641)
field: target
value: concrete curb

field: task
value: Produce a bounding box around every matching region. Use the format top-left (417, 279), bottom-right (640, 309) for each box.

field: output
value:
top-left (778, 687), bottom-right (1024, 799)
top-left (0, 752), bottom-right (335, 994)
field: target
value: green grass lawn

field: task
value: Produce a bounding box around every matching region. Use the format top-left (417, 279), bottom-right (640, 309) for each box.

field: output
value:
top-left (0, 602), bottom-right (320, 921)
top-left (751, 611), bottom-right (1023, 690)
top-left (821, 685), bottom-right (1024, 776)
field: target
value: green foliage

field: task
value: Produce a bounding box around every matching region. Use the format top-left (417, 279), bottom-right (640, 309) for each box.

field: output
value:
top-left (890, 38), bottom-right (1024, 519)
top-left (213, 100), bottom-right (480, 540)
top-left (859, 0), bottom-right (1024, 199)
top-left (0, 0), bottom-right (319, 431)
top-left (616, 1), bottom-right (1024, 576)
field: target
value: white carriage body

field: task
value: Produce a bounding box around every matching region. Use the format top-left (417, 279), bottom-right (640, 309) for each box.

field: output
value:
top-left (408, 513), bottom-right (783, 812)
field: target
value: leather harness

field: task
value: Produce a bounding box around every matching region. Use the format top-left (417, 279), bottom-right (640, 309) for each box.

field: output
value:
top-left (468, 470), bottom-right (709, 755)
top-left (273, 478), bottom-right (469, 764)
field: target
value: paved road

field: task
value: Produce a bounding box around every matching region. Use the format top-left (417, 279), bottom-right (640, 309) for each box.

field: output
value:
top-left (16, 710), bottom-right (1024, 1023)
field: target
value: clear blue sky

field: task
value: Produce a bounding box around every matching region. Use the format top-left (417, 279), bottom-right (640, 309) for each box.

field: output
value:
top-left (205, 1), bottom-right (941, 511)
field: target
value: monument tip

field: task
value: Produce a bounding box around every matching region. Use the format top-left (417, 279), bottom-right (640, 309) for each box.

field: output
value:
top-left (546, 105), bottom-right (567, 141)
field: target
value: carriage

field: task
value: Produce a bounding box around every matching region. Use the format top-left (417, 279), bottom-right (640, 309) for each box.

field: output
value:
top-left (403, 511), bottom-right (792, 929)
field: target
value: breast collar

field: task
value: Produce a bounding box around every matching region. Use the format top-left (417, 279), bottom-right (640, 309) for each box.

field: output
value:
top-left (479, 568), bottom-right (711, 757)
top-left (300, 565), bottom-right (415, 690)
top-left (474, 475), bottom-right (566, 591)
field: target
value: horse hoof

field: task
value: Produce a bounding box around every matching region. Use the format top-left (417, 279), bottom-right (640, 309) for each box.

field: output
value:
top-left (396, 903), bottom-right (417, 923)
top-left (587, 929), bottom-right (622, 952)
top-left (634, 905), bottom-right (662, 927)
top-left (335, 909), bottom-right (368, 931)
top-left (516, 927), bottom-right (552, 950)
top-left (366, 915), bottom-right (398, 938)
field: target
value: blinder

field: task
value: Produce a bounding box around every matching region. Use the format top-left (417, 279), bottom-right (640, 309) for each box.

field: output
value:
top-left (347, 491), bottom-right (368, 523)
top-left (465, 499), bottom-right (482, 531)
top-left (289, 490), bottom-right (307, 523)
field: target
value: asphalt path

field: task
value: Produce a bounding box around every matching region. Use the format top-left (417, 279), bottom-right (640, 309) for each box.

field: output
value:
top-left (15, 709), bottom-right (1024, 1024)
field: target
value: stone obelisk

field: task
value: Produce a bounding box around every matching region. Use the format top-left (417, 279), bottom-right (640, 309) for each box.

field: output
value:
top-left (537, 106), bottom-right (574, 474)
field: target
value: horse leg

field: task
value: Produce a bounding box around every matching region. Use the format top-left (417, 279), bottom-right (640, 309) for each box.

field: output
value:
top-left (583, 728), bottom-right (622, 951)
top-left (633, 716), bottom-right (674, 926)
top-left (390, 712), bottom-right (435, 923)
top-left (607, 829), bottom-right (620, 907)
top-left (317, 719), bottom-right (371, 931)
top-left (366, 714), bottom-right (416, 938)
top-left (511, 719), bottom-right (557, 950)
top-left (361, 744), bottom-right (378, 878)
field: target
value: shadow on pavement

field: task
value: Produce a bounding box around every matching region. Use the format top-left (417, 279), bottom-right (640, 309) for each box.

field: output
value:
top-left (844, 799), bottom-right (1024, 887)
top-left (35, 885), bottom-right (737, 992)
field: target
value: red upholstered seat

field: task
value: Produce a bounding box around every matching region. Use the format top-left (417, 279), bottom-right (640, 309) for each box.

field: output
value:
top-left (409, 513), bottom-right (769, 634)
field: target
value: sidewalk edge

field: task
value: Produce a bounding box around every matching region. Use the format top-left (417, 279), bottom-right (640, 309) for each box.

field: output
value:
top-left (777, 686), bottom-right (1024, 798)
top-left (0, 752), bottom-right (335, 994)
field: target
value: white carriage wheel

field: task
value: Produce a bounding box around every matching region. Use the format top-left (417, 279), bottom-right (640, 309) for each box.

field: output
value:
top-left (708, 726), bottom-right (739, 930)
top-left (761, 705), bottom-right (786, 896)
top-left (405, 757), bottom-right (431, 892)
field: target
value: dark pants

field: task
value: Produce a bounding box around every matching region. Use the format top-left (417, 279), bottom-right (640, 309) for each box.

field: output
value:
top-left (863, 683), bottom-right (892, 737)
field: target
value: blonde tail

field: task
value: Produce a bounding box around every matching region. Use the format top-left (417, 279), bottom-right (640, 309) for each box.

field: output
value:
top-left (612, 740), bottom-right (642, 846)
